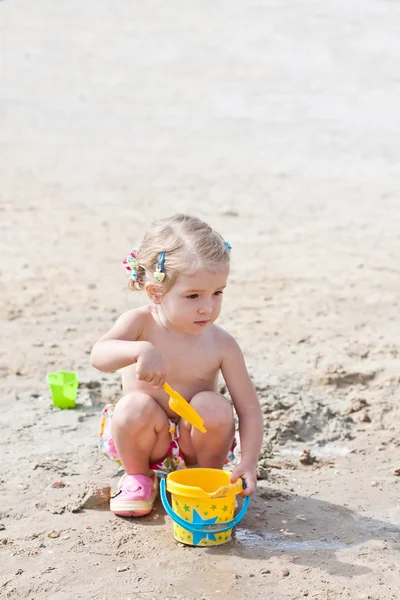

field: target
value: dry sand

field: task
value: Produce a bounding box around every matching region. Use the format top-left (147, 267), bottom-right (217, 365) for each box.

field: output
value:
top-left (1, 1), bottom-right (400, 598)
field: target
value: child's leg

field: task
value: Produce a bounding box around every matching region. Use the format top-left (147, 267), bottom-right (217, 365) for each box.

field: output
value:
top-left (111, 391), bottom-right (171, 476)
top-left (178, 392), bottom-right (235, 468)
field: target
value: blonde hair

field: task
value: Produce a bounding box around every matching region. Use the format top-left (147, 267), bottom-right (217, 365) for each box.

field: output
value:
top-left (127, 214), bottom-right (231, 291)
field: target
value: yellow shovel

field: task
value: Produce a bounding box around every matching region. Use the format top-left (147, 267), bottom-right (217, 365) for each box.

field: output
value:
top-left (163, 383), bottom-right (207, 433)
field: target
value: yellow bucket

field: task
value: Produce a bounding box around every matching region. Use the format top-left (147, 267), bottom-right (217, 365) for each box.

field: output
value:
top-left (160, 468), bottom-right (250, 547)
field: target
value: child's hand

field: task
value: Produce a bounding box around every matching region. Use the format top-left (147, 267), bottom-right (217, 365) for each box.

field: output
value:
top-left (136, 343), bottom-right (167, 390)
top-left (230, 461), bottom-right (257, 496)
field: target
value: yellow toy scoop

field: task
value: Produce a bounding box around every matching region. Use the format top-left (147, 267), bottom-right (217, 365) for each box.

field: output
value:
top-left (163, 383), bottom-right (206, 433)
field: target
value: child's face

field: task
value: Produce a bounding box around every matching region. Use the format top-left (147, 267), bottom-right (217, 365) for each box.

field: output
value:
top-left (158, 268), bottom-right (229, 335)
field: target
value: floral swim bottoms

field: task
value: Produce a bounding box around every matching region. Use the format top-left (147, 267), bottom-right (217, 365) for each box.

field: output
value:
top-left (99, 403), bottom-right (237, 477)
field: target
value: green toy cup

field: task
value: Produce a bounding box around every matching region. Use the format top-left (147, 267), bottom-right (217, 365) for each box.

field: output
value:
top-left (47, 371), bottom-right (79, 409)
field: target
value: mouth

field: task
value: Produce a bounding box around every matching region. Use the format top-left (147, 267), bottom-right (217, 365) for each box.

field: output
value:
top-left (194, 320), bottom-right (210, 327)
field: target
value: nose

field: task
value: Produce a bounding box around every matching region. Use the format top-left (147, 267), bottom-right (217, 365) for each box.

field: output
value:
top-left (199, 299), bottom-right (213, 315)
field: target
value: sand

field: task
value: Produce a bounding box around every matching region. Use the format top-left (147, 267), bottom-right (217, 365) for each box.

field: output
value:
top-left (1, 1), bottom-right (400, 598)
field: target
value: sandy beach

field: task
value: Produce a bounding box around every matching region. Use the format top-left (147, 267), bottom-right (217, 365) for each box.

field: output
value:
top-left (1, 1), bottom-right (400, 598)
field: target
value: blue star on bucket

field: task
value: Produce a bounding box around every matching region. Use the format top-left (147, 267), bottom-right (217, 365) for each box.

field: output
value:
top-left (191, 509), bottom-right (219, 545)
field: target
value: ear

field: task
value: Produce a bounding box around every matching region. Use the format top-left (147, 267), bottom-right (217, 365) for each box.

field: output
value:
top-left (145, 282), bottom-right (163, 304)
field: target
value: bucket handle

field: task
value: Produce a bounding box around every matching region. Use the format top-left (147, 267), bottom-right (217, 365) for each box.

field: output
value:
top-left (160, 478), bottom-right (250, 535)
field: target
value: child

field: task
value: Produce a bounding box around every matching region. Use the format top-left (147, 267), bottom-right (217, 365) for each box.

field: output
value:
top-left (90, 214), bottom-right (263, 517)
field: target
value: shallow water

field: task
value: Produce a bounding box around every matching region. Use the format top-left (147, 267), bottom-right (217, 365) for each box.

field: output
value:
top-left (234, 527), bottom-right (350, 551)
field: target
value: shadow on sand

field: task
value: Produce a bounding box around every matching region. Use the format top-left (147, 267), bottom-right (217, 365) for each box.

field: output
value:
top-left (200, 486), bottom-right (400, 578)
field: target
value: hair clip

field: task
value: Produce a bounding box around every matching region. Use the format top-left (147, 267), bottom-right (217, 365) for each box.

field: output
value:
top-left (224, 241), bottom-right (232, 251)
top-left (153, 251), bottom-right (166, 282)
top-left (122, 249), bottom-right (141, 289)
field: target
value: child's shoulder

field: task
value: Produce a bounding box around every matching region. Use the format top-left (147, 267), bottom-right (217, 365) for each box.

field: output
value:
top-left (113, 305), bottom-right (153, 334)
top-left (211, 324), bottom-right (241, 352)
top-left (119, 304), bottom-right (152, 321)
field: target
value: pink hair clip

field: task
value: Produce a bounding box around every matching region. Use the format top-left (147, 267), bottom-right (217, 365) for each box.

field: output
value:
top-left (122, 249), bottom-right (141, 289)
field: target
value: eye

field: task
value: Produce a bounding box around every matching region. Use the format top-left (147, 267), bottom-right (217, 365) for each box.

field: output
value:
top-left (186, 294), bottom-right (199, 299)
top-left (214, 291), bottom-right (224, 296)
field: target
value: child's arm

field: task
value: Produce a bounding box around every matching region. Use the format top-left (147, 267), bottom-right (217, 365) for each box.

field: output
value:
top-left (90, 309), bottom-right (166, 389)
top-left (220, 333), bottom-right (264, 496)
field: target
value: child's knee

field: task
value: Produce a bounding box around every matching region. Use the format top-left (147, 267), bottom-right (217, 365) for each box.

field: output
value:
top-left (112, 392), bottom-right (159, 429)
top-left (190, 392), bottom-right (234, 430)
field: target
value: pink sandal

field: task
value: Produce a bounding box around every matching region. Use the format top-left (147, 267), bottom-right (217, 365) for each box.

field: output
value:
top-left (110, 473), bottom-right (158, 517)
